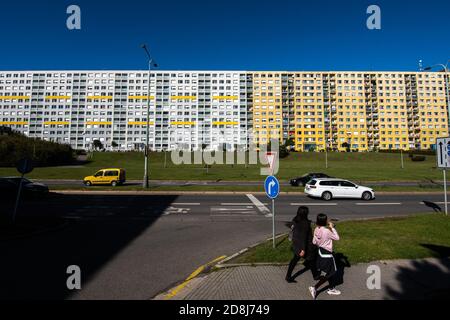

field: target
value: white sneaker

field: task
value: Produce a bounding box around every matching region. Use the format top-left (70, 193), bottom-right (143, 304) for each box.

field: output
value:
top-left (308, 286), bottom-right (316, 300)
top-left (327, 288), bottom-right (341, 296)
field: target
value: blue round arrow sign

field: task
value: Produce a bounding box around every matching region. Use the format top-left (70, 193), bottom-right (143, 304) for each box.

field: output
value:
top-left (264, 176), bottom-right (280, 199)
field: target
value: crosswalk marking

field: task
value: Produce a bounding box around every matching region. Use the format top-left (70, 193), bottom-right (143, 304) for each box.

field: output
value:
top-left (210, 205), bottom-right (258, 216)
top-left (246, 194), bottom-right (272, 217)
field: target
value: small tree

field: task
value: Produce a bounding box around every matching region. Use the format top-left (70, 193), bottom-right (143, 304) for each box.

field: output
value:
top-left (279, 144), bottom-right (290, 159)
top-left (111, 141), bottom-right (118, 150)
top-left (284, 138), bottom-right (295, 151)
top-left (92, 140), bottom-right (103, 151)
top-left (342, 142), bottom-right (350, 152)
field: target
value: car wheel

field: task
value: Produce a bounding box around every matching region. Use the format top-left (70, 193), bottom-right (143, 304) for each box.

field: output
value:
top-left (322, 191), bottom-right (332, 201)
top-left (85, 181), bottom-right (92, 186)
top-left (362, 191), bottom-right (372, 201)
top-left (111, 181), bottom-right (118, 187)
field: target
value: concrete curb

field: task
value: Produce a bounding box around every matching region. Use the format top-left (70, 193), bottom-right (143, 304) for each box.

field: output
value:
top-left (215, 233), bottom-right (288, 268)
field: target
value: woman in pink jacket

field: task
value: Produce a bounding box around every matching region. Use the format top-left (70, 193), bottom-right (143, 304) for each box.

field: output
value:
top-left (308, 213), bottom-right (341, 299)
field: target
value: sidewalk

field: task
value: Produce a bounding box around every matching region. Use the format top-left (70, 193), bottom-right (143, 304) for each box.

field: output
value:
top-left (159, 257), bottom-right (450, 300)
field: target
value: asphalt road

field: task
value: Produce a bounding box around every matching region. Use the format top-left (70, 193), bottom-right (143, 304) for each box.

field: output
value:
top-left (36, 179), bottom-right (443, 187)
top-left (0, 192), bottom-right (447, 300)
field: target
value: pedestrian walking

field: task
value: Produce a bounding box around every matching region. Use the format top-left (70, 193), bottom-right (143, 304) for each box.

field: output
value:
top-left (285, 206), bottom-right (319, 283)
top-left (308, 213), bottom-right (341, 299)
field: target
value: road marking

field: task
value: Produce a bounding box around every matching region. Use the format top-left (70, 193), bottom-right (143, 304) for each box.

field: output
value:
top-left (220, 203), bottom-right (268, 206)
top-left (420, 201), bottom-right (445, 205)
top-left (246, 194), bottom-right (272, 217)
top-left (141, 206), bottom-right (191, 216)
top-left (171, 203), bottom-right (201, 206)
top-left (290, 203), bottom-right (338, 206)
top-left (355, 203), bottom-right (402, 206)
top-left (212, 208), bottom-right (256, 212)
top-left (211, 214), bottom-right (260, 217)
top-left (164, 255), bottom-right (227, 300)
top-left (211, 206), bottom-right (258, 216)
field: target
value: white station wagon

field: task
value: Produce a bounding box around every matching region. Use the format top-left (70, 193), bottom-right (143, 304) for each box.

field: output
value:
top-left (305, 178), bottom-right (375, 201)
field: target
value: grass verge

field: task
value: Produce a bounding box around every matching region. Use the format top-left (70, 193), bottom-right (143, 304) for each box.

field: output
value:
top-left (229, 214), bottom-right (450, 265)
top-left (0, 151), bottom-right (444, 182)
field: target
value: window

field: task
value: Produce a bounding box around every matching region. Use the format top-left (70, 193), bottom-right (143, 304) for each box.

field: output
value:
top-left (94, 171), bottom-right (104, 177)
top-left (105, 170), bottom-right (118, 177)
top-left (340, 181), bottom-right (356, 187)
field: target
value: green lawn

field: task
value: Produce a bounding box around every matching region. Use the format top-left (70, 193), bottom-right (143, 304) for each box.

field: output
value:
top-left (230, 214), bottom-right (450, 265)
top-left (0, 151), bottom-right (444, 182)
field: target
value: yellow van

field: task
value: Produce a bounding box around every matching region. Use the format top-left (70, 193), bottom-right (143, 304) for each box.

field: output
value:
top-left (83, 168), bottom-right (126, 186)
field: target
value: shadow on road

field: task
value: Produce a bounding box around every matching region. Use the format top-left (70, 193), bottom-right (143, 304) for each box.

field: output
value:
top-left (385, 244), bottom-right (450, 299)
top-left (0, 193), bottom-right (178, 300)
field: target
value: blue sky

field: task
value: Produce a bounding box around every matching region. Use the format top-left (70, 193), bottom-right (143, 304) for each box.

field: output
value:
top-left (0, 0), bottom-right (449, 71)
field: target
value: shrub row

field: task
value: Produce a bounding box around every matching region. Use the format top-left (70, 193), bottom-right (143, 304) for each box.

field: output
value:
top-left (0, 133), bottom-right (74, 167)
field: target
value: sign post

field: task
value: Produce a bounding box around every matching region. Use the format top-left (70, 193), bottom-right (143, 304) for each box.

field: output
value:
top-left (264, 175), bottom-right (280, 248)
top-left (436, 137), bottom-right (450, 216)
top-left (13, 158), bottom-right (34, 223)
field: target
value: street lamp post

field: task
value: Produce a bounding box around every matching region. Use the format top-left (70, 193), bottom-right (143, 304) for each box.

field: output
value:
top-left (141, 44), bottom-right (158, 188)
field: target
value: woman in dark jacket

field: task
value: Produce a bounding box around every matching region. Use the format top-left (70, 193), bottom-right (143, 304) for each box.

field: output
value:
top-left (285, 206), bottom-right (319, 283)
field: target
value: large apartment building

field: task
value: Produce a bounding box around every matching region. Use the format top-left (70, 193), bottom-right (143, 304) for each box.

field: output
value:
top-left (0, 70), bottom-right (448, 152)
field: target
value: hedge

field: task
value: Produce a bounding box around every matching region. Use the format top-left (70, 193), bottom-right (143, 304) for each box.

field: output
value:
top-left (0, 133), bottom-right (74, 167)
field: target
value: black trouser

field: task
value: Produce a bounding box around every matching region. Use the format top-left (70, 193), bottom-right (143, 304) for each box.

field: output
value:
top-left (286, 253), bottom-right (319, 279)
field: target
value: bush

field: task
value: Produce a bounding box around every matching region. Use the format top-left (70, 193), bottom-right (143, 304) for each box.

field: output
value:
top-left (411, 155), bottom-right (426, 162)
top-left (0, 132), bottom-right (74, 167)
top-left (380, 149), bottom-right (435, 156)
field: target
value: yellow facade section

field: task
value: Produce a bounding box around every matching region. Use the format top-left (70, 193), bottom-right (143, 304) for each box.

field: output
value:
top-left (249, 71), bottom-right (449, 152)
top-left (250, 72), bottom-right (284, 146)
top-left (415, 72), bottom-right (448, 150)
top-left (293, 73), bottom-right (326, 152)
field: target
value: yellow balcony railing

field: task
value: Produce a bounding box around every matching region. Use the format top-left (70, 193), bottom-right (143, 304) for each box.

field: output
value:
top-left (86, 121), bottom-right (112, 125)
top-left (43, 121), bottom-right (70, 125)
top-left (0, 121), bottom-right (28, 125)
top-left (0, 96), bottom-right (30, 100)
top-left (45, 96), bottom-right (71, 100)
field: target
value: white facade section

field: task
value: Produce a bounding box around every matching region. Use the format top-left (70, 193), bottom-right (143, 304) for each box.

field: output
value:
top-left (0, 71), bottom-right (249, 151)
